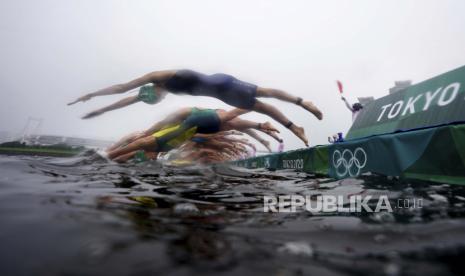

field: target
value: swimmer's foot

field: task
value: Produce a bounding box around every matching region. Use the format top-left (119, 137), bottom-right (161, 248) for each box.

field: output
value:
top-left (290, 125), bottom-right (309, 147)
top-left (300, 101), bottom-right (323, 120)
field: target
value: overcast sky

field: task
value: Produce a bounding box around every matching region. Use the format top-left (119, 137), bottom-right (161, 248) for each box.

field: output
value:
top-left (1, 0), bottom-right (465, 150)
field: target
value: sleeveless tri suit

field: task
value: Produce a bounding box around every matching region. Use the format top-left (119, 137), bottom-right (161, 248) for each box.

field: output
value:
top-left (151, 108), bottom-right (221, 152)
top-left (164, 70), bottom-right (258, 109)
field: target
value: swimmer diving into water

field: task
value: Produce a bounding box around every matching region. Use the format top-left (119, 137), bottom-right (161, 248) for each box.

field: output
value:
top-left (106, 106), bottom-right (280, 163)
top-left (68, 69), bottom-right (323, 146)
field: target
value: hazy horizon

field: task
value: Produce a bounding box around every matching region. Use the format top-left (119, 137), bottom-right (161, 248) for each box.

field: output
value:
top-left (1, 0), bottom-right (465, 150)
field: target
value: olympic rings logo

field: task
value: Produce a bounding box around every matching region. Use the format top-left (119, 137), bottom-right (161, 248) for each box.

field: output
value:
top-left (332, 147), bottom-right (367, 177)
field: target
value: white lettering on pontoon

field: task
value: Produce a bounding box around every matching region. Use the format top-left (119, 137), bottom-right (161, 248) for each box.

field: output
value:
top-left (376, 82), bottom-right (462, 121)
top-left (282, 159), bottom-right (304, 169)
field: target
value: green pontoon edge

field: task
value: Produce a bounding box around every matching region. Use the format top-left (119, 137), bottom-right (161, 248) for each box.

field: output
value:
top-left (232, 65), bottom-right (465, 185)
top-left (231, 124), bottom-right (465, 185)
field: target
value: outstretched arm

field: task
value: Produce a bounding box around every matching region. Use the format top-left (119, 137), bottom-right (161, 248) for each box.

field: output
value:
top-left (341, 97), bottom-right (354, 112)
top-left (82, 95), bottom-right (140, 119)
top-left (106, 131), bottom-right (144, 152)
top-left (223, 118), bottom-right (279, 134)
top-left (142, 107), bottom-right (192, 136)
top-left (68, 70), bottom-right (176, 105)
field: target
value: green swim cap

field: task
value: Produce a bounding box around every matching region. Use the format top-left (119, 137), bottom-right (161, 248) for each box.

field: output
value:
top-left (133, 150), bottom-right (148, 163)
top-left (137, 85), bottom-right (158, 104)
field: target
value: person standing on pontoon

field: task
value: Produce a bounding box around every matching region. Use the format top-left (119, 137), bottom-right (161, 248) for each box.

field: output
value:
top-left (327, 96), bottom-right (364, 143)
top-left (68, 69), bottom-right (323, 146)
top-left (341, 96), bottom-right (363, 122)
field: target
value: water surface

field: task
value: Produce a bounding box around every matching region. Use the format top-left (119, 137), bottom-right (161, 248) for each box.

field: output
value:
top-left (1, 154), bottom-right (465, 276)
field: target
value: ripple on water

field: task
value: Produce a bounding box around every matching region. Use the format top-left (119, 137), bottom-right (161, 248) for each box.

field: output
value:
top-left (0, 155), bottom-right (465, 275)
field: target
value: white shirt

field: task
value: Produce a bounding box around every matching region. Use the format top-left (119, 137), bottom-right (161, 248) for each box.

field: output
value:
top-left (343, 97), bottom-right (361, 122)
top-left (352, 110), bottom-right (361, 122)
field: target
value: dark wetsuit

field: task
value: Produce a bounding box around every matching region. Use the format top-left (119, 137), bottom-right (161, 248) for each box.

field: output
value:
top-left (182, 108), bottom-right (221, 134)
top-left (164, 70), bottom-right (258, 109)
top-left (155, 108), bottom-right (221, 151)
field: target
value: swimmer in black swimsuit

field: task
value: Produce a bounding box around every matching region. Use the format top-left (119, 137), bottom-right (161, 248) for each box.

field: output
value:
top-left (106, 106), bottom-right (280, 162)
top-left (68, 70), bottom-right (323, 146)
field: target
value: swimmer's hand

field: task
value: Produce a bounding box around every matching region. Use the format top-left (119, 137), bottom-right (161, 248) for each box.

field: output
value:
top-left (68, 94), bottom-right (93, 106)
top-left (82, 110), bottom-right (103, 119)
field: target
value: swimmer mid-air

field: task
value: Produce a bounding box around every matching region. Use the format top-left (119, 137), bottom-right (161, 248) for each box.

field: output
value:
top-left (68, 69), bottom-right (323, 146)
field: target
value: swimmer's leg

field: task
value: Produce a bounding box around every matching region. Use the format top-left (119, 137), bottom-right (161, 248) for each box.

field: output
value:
top-left (108, 136), bottom-right (158, 160)
top-left (113, 151), bottom-right (138, 163)
top-left (217, 108), bottom-right (251, 123)
top-left (221, 118), bottom-right (275, 132)
top-left (252, 100), bottom-right (309, 146)
top-left (222, 118), bottom-right (287, 146)
top-left (256, 87), bottom-right (323, 120)
top-left (241, 129), bottom-right (274, 152)
top-left (82, 95), bottom-right (140, 119)
top-left (243, 128), bottom-right (281, 143)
